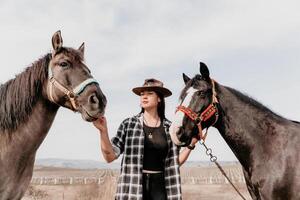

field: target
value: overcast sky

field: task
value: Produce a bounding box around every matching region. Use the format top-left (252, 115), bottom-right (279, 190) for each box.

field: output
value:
top-left (1, 0), bottom-right (300, 162)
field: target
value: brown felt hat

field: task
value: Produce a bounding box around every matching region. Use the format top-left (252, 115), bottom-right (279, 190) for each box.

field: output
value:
top-left (132, 78), bottom-right (172, 97)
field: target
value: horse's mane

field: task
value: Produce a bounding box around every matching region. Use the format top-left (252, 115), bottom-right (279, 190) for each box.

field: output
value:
top-left (0, 53), bottom-right (51, 132)
top-left (180, 74), bottom-right (283, 120)
top-left (223, 86), bottom-right (283, 119)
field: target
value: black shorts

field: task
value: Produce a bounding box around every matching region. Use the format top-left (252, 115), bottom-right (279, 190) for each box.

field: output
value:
top-left (142, 172), bottom-right (167, 200)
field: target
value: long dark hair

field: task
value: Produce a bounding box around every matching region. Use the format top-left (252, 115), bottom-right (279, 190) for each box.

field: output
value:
top-left (0, 54), bottom-right (50, 132)
top-left (140, 91), bottom-right (166, 121)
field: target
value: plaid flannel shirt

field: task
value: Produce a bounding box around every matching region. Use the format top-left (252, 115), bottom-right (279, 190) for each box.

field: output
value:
top-left (111, 113), bottom-right (182, 200)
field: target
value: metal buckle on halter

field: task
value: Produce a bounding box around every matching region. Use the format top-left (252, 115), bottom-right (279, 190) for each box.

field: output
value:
top-left (67, 91), bottom-right (76, 99)
top-left (48, 76), bottom-right (78, 111)
top-left (49, 77), bottom-right (55, 84)
top-left (194, 116), bottom-right (202, 125)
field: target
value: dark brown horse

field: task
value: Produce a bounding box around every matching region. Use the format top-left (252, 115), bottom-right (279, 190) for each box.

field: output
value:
top-left (170, 63), bottom-right (300, 200)
top-left (0, 31), bottom-right (106, 200)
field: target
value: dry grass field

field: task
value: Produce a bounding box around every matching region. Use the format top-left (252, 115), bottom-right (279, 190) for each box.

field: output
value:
top-left (22, 164), bottom-right (252, 200)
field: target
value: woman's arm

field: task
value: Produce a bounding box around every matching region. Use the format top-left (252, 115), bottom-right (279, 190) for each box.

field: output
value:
top-left (178, 137), bottom-right (198, 166)
top-left (93, 117), bottom-right (117, 163)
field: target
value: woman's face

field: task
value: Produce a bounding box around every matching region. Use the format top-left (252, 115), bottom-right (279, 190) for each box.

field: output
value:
top-left (140, 90), bottom-right (161, 110)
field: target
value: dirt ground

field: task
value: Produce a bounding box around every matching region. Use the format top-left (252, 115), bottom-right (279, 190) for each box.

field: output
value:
top-left (23, 184), bottom-right (252, 200)
top-left (22, 165), bottom-right (253, 200)
top-left (182, 184), bottom-right (251, 200)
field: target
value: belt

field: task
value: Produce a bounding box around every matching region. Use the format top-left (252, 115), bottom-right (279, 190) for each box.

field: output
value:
top-left (142, 169), bottom-right (163, 174)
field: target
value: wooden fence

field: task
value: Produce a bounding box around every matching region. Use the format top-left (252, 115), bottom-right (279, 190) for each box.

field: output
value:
top-left (30, 169), bottom-right (245, 185)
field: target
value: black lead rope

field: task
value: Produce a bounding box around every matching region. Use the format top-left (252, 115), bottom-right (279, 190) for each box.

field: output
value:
top-left (199, 140), bottom-right (247, 200)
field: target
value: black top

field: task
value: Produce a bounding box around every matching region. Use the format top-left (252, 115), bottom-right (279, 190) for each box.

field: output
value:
top-left (143, 122), bottom-right (168, 171)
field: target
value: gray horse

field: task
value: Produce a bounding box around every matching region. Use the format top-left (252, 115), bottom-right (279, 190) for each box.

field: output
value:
top-left (170, 62), bottom-right (299, 200)
top-left (0, 31), bottom-right (106, 200)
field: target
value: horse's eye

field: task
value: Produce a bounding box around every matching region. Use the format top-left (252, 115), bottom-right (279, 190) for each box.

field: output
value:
top-left (59, 61), bottom-right (69, 68)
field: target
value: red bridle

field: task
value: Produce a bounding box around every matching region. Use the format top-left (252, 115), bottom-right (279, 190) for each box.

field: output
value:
top-left (176, 79), bottom-right (219, 142)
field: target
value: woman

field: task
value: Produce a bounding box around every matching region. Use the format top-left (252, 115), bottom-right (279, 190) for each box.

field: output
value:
top-left (93, 78), bottom-right (198, 200)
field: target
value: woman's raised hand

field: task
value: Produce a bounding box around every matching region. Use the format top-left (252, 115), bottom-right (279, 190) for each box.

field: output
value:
top-left (93, 116), bottom-right (108, 134)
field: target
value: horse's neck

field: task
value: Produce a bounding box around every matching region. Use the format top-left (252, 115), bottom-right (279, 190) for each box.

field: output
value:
top-left (5, 98), bottom-right (58, 155)
top-left (215, 84), bottom-right (284, 169)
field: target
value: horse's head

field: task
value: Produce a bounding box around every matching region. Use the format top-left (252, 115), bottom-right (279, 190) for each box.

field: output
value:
top-left (47, 31), bottom-right (107, 121)
top-left (170, 62), bottom-right (219, 146)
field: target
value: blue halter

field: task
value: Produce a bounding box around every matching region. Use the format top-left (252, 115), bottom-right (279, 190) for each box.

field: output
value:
top-left (47, 65), bottom-right (99, 110)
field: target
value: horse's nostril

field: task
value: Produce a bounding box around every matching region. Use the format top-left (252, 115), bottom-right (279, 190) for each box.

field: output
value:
top-left (89, 93), bottom-right (99, 105)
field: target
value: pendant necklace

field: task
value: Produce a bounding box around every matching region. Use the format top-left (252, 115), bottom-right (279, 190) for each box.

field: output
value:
top-left (144, 117), bottom-right (159, 139)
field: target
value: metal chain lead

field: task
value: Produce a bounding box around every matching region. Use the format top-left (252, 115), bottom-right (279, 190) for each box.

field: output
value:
top-left (199, 139), bottom-right (247, 200)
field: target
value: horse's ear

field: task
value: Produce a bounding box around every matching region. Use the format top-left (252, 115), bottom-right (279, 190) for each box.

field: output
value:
top-left (183, 73), bottom-right (191, 84)
top-left (78, 42), bottom-right (85, 56)
top-left (199, 62), bottom-right (210, 78)
top-left (52, 30), bottom-right (63, 51)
